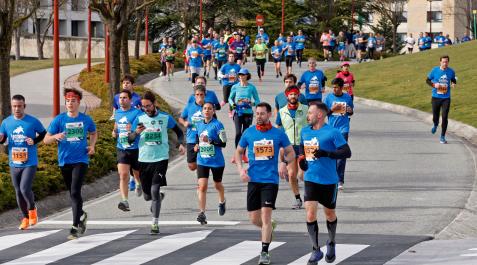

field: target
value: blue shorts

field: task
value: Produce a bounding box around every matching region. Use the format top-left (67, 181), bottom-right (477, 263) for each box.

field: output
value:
top-left (338, 46), bottom-right (346, 51)
top-left (273, 58), bottom-right (282, 63)
top-left (203, 55), bottom-right (212, 61)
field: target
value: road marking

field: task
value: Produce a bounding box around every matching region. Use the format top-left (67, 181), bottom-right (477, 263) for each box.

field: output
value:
top-left (461, 248), bottom-right (477, 257)
top-left (2, 230), bottom-right (135, 265)
top-left (192, 240), bottom-right (285, 265)
top-left (288, 244), bottom-right (369, 264)
top-left (0, 230), bottom-right (60, 251)
top-left (93, 230), bottom-right (212, 265)
top-left (39, 220), bottom-right (240, 226)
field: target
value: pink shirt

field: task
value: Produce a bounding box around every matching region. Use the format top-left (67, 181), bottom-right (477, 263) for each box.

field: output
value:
top-left (336, 71), bottom-right (355, 96)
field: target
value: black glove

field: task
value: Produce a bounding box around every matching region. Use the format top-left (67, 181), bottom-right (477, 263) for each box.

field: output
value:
top-left (298, 155), bottom-right (308, 171)
top-left (313, 149), bottom-right (330, 159)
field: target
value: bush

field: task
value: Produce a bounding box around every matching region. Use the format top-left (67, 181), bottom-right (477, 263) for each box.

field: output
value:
top-left (0, 54), bottom-right (174, 214)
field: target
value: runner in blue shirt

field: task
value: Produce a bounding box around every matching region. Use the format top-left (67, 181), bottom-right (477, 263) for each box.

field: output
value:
top-left (194, 102), bottom-right (227, 224)
top-left (235, 102), bottom-right (295, 265)
top-left (212, 36), bottom-right (228, 80)
top-left (201, 34), bottom-right (213, 78)
top-left (129, 91), bottom-right (185, 234)
top-left (180, 85), bottom-right (206, 172)
top-left (434, 33), bottom-right (446, 48)
top-left (283, 36), bottom-right (296, 75)
top-left (187, 40), bottom-right (204, 84)
top-left (297, 102), bottom-right (351, 264)
top-left (229, 68), bottom-right (260, 164)
top-left (44, 88), bottom-right (97, 240)
top-left (186, 76), bottom-right (221, 110)
top-left (323, 78), bottom-right (354, 190)
top-left (276, 33), bottom-right (286, 46)
top-left (255, 28), bottom-right (270, 46)
top-left (426, 55), bottom-right (457, 144)
top-left (219, 54), bottom-right (241, 115)
top-left (271, 40), bottom-right (284, 78)
top-left (424, 33), bottom-right (432, 50)
top-left (461, 34), bottom-right (471, 42)
top-left (274, 73), bottom-right (308, 115)
top-left (294, 30), bottom-right (306, 68)
top-left (297, 57), bottom-right (327, 104)
top-left (112, 89), bottom-right (143, 212)
top-left (0, 94), bottom-right (46, 230)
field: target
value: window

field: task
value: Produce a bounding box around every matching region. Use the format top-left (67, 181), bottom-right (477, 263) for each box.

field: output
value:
top-left (427, 11), bottom-right (442, 22)
top-left (399, 11), bottom-right (408, 23)
top-left (71, 21), bottom-right (79, 36)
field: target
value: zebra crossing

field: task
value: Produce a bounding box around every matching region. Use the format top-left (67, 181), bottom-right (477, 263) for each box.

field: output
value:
top-left (0, 227), bottom-right (429, 265)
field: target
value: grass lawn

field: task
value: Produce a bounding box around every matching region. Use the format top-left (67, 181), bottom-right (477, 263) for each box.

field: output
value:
top-left (325, 41), bottom-right (477, 128)
top-left (10, 58), bottom-right (104, 77)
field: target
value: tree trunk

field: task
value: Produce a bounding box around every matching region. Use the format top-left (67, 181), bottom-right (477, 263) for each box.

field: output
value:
top-left (392, 25), bottom-right (397, 54)
top-left (120, 26), bottom-right (130, 75)
top-left (35, 18), bottom-right (44, 59)
top-left (134, 10), bottom-right (142, 59)
top-left (0, 30), bottom-right (13, 120)
top-left (14, 28), bottom-right (21, 60)
top-left (109, 22), bottom-right (122, 102)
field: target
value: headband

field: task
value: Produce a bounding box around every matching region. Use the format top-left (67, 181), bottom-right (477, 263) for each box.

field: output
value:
top-left (65, 92), bottom-right (80, 101)
top-left (285, 87), bottom-right (300, 96)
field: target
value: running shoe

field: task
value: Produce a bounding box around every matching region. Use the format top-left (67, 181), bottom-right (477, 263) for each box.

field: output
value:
top-left (270, 219), bottom-right (277, 242)
top-left (279, 72), bottom-right (282, 77)
top-left (292, 198), bottom-right (303, 209)
top-left (258, 251), bottom-right (271, 265)
top-left (307, 248), bottom-right (324, 265)
top-left (242, 153), bottom-right (249, 163)
top-left (78, 212), bottom-right (88, 234)
top-left (118, 201), bottom-right (130, 212)
top-left (128, 178), bottom-right (136, 191)
top-left (338, 182), bottom-right (344, 191)
top-left (228, 110), bottom-right (234, 118)
top-left (440, 136), bottom-right (447, 144)
top-left (67, 226), bottom-right (79, 240)
top-left (197, 212), bottom-right (207, 225)
top-left (276, 74), bottom-right (279, 78)
top-left (19, 218), bottom-right (29, 230)
top-left (325, 240), bottom-right (336, 263)
top-left (218, 200), bottom-right (226, 216)
top-left (431, 125), bottom-right (437, 134)
top-left (150, 223), bottom-right (160, 235)
top-left (29, 208), bottom-right (38, 226)
top-left (135, 185), bottom-right (143, 197)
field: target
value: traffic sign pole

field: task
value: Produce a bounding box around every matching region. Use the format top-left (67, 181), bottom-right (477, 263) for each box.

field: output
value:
top-left (473, 10), bottom-right (477, 40)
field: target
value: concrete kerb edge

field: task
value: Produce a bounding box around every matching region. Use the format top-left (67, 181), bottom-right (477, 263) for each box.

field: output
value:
top-left (355, 96), bottom-right (477, 239)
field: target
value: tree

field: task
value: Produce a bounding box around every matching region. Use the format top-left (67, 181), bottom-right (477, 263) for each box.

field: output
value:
top-left (367, 0), bottom-right (407, 54)
top-left (13, 0), bottom-right (38, 60)
top-left (0, 0), bottom-right (36, 121)
top-left (89, 0), bottom-right (154, 103)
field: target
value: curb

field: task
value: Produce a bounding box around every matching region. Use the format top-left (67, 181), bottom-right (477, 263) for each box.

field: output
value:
top-left (355, 96), bottom-right (477, 239)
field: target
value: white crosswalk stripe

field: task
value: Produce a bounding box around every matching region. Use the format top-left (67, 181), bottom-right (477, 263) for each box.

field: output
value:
top-left (2, 230), bottom-right (136, 265)
top-left (288, 244), bottom-right (369, 264)
top-left (93, 230), bottom-right (212, 265)
top-left (0, 230), bottom-right (60, 252)
top-left (192, 240), bottom-right (285, 265)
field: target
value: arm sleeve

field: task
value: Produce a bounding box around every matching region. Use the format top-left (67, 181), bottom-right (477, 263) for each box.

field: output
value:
top-left (171, 124), bottom-right (184, 145)
top-left (297, 74), bottom-right (305, 88)
top-left (211, 92), bottom-right (221, 110)
top-left (328, 144), bottom-right (352, 159)
top-left (426, 78), bottom-right (434, 88)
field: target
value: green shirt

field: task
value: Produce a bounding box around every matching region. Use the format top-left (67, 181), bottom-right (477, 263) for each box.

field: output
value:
top-left (253, 43), bottom-right (268, 59)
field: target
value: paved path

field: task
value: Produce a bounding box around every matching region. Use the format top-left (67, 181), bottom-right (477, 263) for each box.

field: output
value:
top-left (2, 61), bottom-right (476, 264)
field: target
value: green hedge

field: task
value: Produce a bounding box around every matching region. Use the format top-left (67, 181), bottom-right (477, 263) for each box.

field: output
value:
top-left (0, 53), bottom-right (173, 214)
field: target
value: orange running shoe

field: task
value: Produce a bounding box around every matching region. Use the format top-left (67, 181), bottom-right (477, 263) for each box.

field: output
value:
top-left (19, 218), bottom-right (29, 230)
top-left (242, 153), bottom-right (249, 163)
top-left (29, 208), bottom-right (38, 226)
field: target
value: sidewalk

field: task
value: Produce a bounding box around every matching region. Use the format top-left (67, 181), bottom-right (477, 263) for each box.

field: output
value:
top-left (10, 63), bottom-right (101, 126)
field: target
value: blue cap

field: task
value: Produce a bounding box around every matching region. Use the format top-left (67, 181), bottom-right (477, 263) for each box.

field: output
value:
top-left (238, 68), bottom-right (250, 75)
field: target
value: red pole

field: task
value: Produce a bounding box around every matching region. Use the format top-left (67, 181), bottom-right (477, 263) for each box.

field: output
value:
top-left (53, 0), bottom-right (60, 116)
top-left (104, 25), bottom-right (110, 83)
top-left (351, 0), bottom-right (355, 31)
top-left (145, 8), bottom-right (149, 55)
top-left (281, 0), bottom-right (285, 33)
top-left (87, 7), bottom-right (91, 72)
top-left (199, 0), bottom-right (203, 39)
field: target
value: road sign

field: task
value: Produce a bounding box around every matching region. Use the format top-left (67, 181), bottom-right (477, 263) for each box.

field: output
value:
top-left (256, 14), bottom-right (264, 26)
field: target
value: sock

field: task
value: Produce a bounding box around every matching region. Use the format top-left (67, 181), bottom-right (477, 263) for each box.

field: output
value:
top-left (121, 196), bottom-right (128, 201)
top-left (262, 242), bottom-right (270, 253)
top-left (306, 221), bottom-right (319, 250)
top-left (326, 218), bottom-right (337, 244)
top-left (152, 217), bottom-right (159, 225)
top-left (295, 194), bottom-right (302, 200)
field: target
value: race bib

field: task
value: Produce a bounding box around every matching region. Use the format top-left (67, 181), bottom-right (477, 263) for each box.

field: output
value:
top-left (144, 129), bottom-right (162, 145)
top-left (437, 84), bottom-right (448, 94)
top-left (199, 142), bottom-right (215, 158)
top-left (309, 83), bottom-right (320, 94)
top-left (256, 50), bottom-right (264, 57)
top-left (218, 48), bottom-right (226, 55)
top-left (343, 83), bottom-right (350, 93)
top-left (191, 115), bottom-right (203, 131)
top-left (236, 47), bottom-right (243, 53)
top-left (228, 74), bottom-right (236, 82)
top-left (191, 51), bottom-right (198, 58)
top-left (65, 122), bottom-right (84, 141)
top-left (332, 102), bottom-right (347, 116)
top-left (12, 147), bottom-right (28, 164)
top-left (304, 139), bottom-right (319, 161)
top-left (253, 139), bottom-right (274, 160)
top-left (118, 132), bottom-right (131, 148)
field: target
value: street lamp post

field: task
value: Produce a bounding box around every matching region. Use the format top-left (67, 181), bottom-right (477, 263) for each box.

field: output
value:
top-left (428, 0), bottom-right (432, 37)
top-left (104, 25), bottom-right (110, 83)
top-left (351, 0), bottom-right (355, 31)
top-left (199, 0), bottom-right (203, 40)
top-left (53, 0), bottom-right (60, 116)
top-left (281, 0), bottom-right (285, 33)
top-left (87, 7), bottom-right (91, 72)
